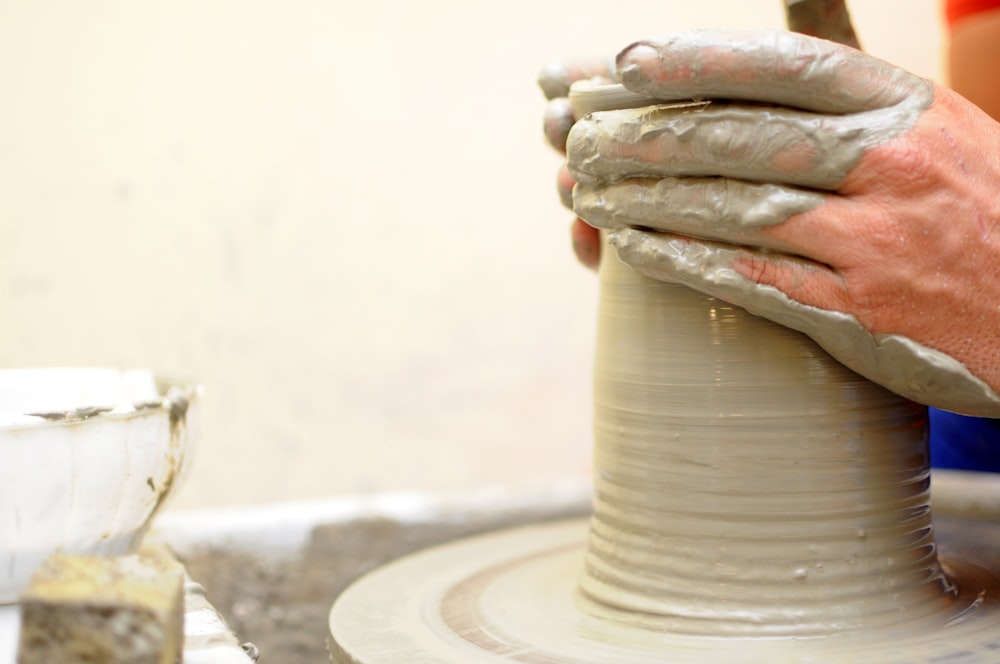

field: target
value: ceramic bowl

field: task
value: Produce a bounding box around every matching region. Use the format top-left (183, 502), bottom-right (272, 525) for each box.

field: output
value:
top-left (0, 368), bottom-right (200, 603)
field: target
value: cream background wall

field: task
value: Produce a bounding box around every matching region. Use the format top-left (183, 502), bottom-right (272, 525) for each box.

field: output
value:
top-left (0, 1), bottom-right (943, 509)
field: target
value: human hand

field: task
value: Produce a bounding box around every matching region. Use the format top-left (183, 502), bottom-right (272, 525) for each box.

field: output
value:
top-left (538, 57), bottom-right (615, 270)
top-left (566, 29), bottom-right (1000, 417)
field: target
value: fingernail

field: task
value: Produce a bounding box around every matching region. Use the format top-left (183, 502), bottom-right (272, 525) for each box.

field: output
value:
top-left (616, 43), bottom-right (661, 82)
top-left (538, 62), bottom-right (570, 100)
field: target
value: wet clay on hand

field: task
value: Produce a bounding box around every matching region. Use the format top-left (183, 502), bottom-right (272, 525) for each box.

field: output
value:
top-left (566, 30), bottom-right (1000, 417)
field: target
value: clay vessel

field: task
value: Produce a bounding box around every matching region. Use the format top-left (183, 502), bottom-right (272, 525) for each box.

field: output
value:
top-left (578, 246), bottom-right (951, 636)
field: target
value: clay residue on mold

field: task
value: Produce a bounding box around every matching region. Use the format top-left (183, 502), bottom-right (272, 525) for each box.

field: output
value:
top-left (134, 382), bottom-right (200, 546)
top-left (26, 405), bottom-right (115, 422)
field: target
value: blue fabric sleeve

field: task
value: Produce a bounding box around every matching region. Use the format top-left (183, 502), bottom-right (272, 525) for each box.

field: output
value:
top-left (929, 408), bottom-right (1000, 472)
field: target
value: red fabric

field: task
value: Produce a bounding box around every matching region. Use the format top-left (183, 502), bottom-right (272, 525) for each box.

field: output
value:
top-left (946, 0), bottom-right (1000, 27)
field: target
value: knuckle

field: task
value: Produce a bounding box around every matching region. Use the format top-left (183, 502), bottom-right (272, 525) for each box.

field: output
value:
top-left (744, 254), bottom-right (779, 285)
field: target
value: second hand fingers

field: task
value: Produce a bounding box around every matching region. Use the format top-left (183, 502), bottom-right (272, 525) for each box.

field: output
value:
top-left (538, 57), bottom-right (616, 101)
top-left (557, 165), bottom-right (575, 210)
top-left (540, 56), bottom-right (618, 152)
top-left (571, 218), bottom-right (601, 270)
top-left (544, 98), bottom-right (576, 153)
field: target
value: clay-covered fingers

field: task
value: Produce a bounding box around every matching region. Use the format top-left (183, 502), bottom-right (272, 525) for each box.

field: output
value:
top-left (539, 57), bottom-right (616, 152)
top-left (559, 168), bottom-right (601, 269)
top-left (538, 58), bottom-right (616, 101)
top-left (570, 217), bottom-right (601, 270)
top-left (543, 98), bottom-right (576, 153)
top-left (566, 31), bottom-right (936, 191)
top-left (567, 102), bottom-right (918, 191)
top-left (607, 227), bottom-right (833, 306)
top-left (556, 165), bottom-right (575, 210)
top-left (573, 177), bottom-right (832, 255)
top-left (539, 56), bottom-right (617, 271)
top-left (615, 30), bottom-right (929, 114)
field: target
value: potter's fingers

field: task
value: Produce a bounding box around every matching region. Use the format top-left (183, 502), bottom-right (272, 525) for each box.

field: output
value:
top-left (538, 58), bottom-right (616, 101)
top-left (544, 98), bottom-right (576, 153)
top-left (615, 30), bottom-right (931, 114)
top-left (571, 218), bottom-right (601, 270)
top-left (609, 228), bottom-right (1000, 416)
top-left (556, 165), bottom-right (575, 210)
top-left (567, 103), bottom-right (919, 190)
top-left (607, 227), bottom-right (840, 311)
top-left (574, 177), bottom-right (841, 258)
top-left (541, 58), bottom-right (618, 151)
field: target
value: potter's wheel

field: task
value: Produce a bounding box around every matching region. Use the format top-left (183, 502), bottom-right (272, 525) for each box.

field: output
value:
top-left (329, 256), bottom-right (1000, 662)
top-left (328, 482), bottom-right (1000, 664)
top-left (328, 261), bottom-right (1000, 662)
